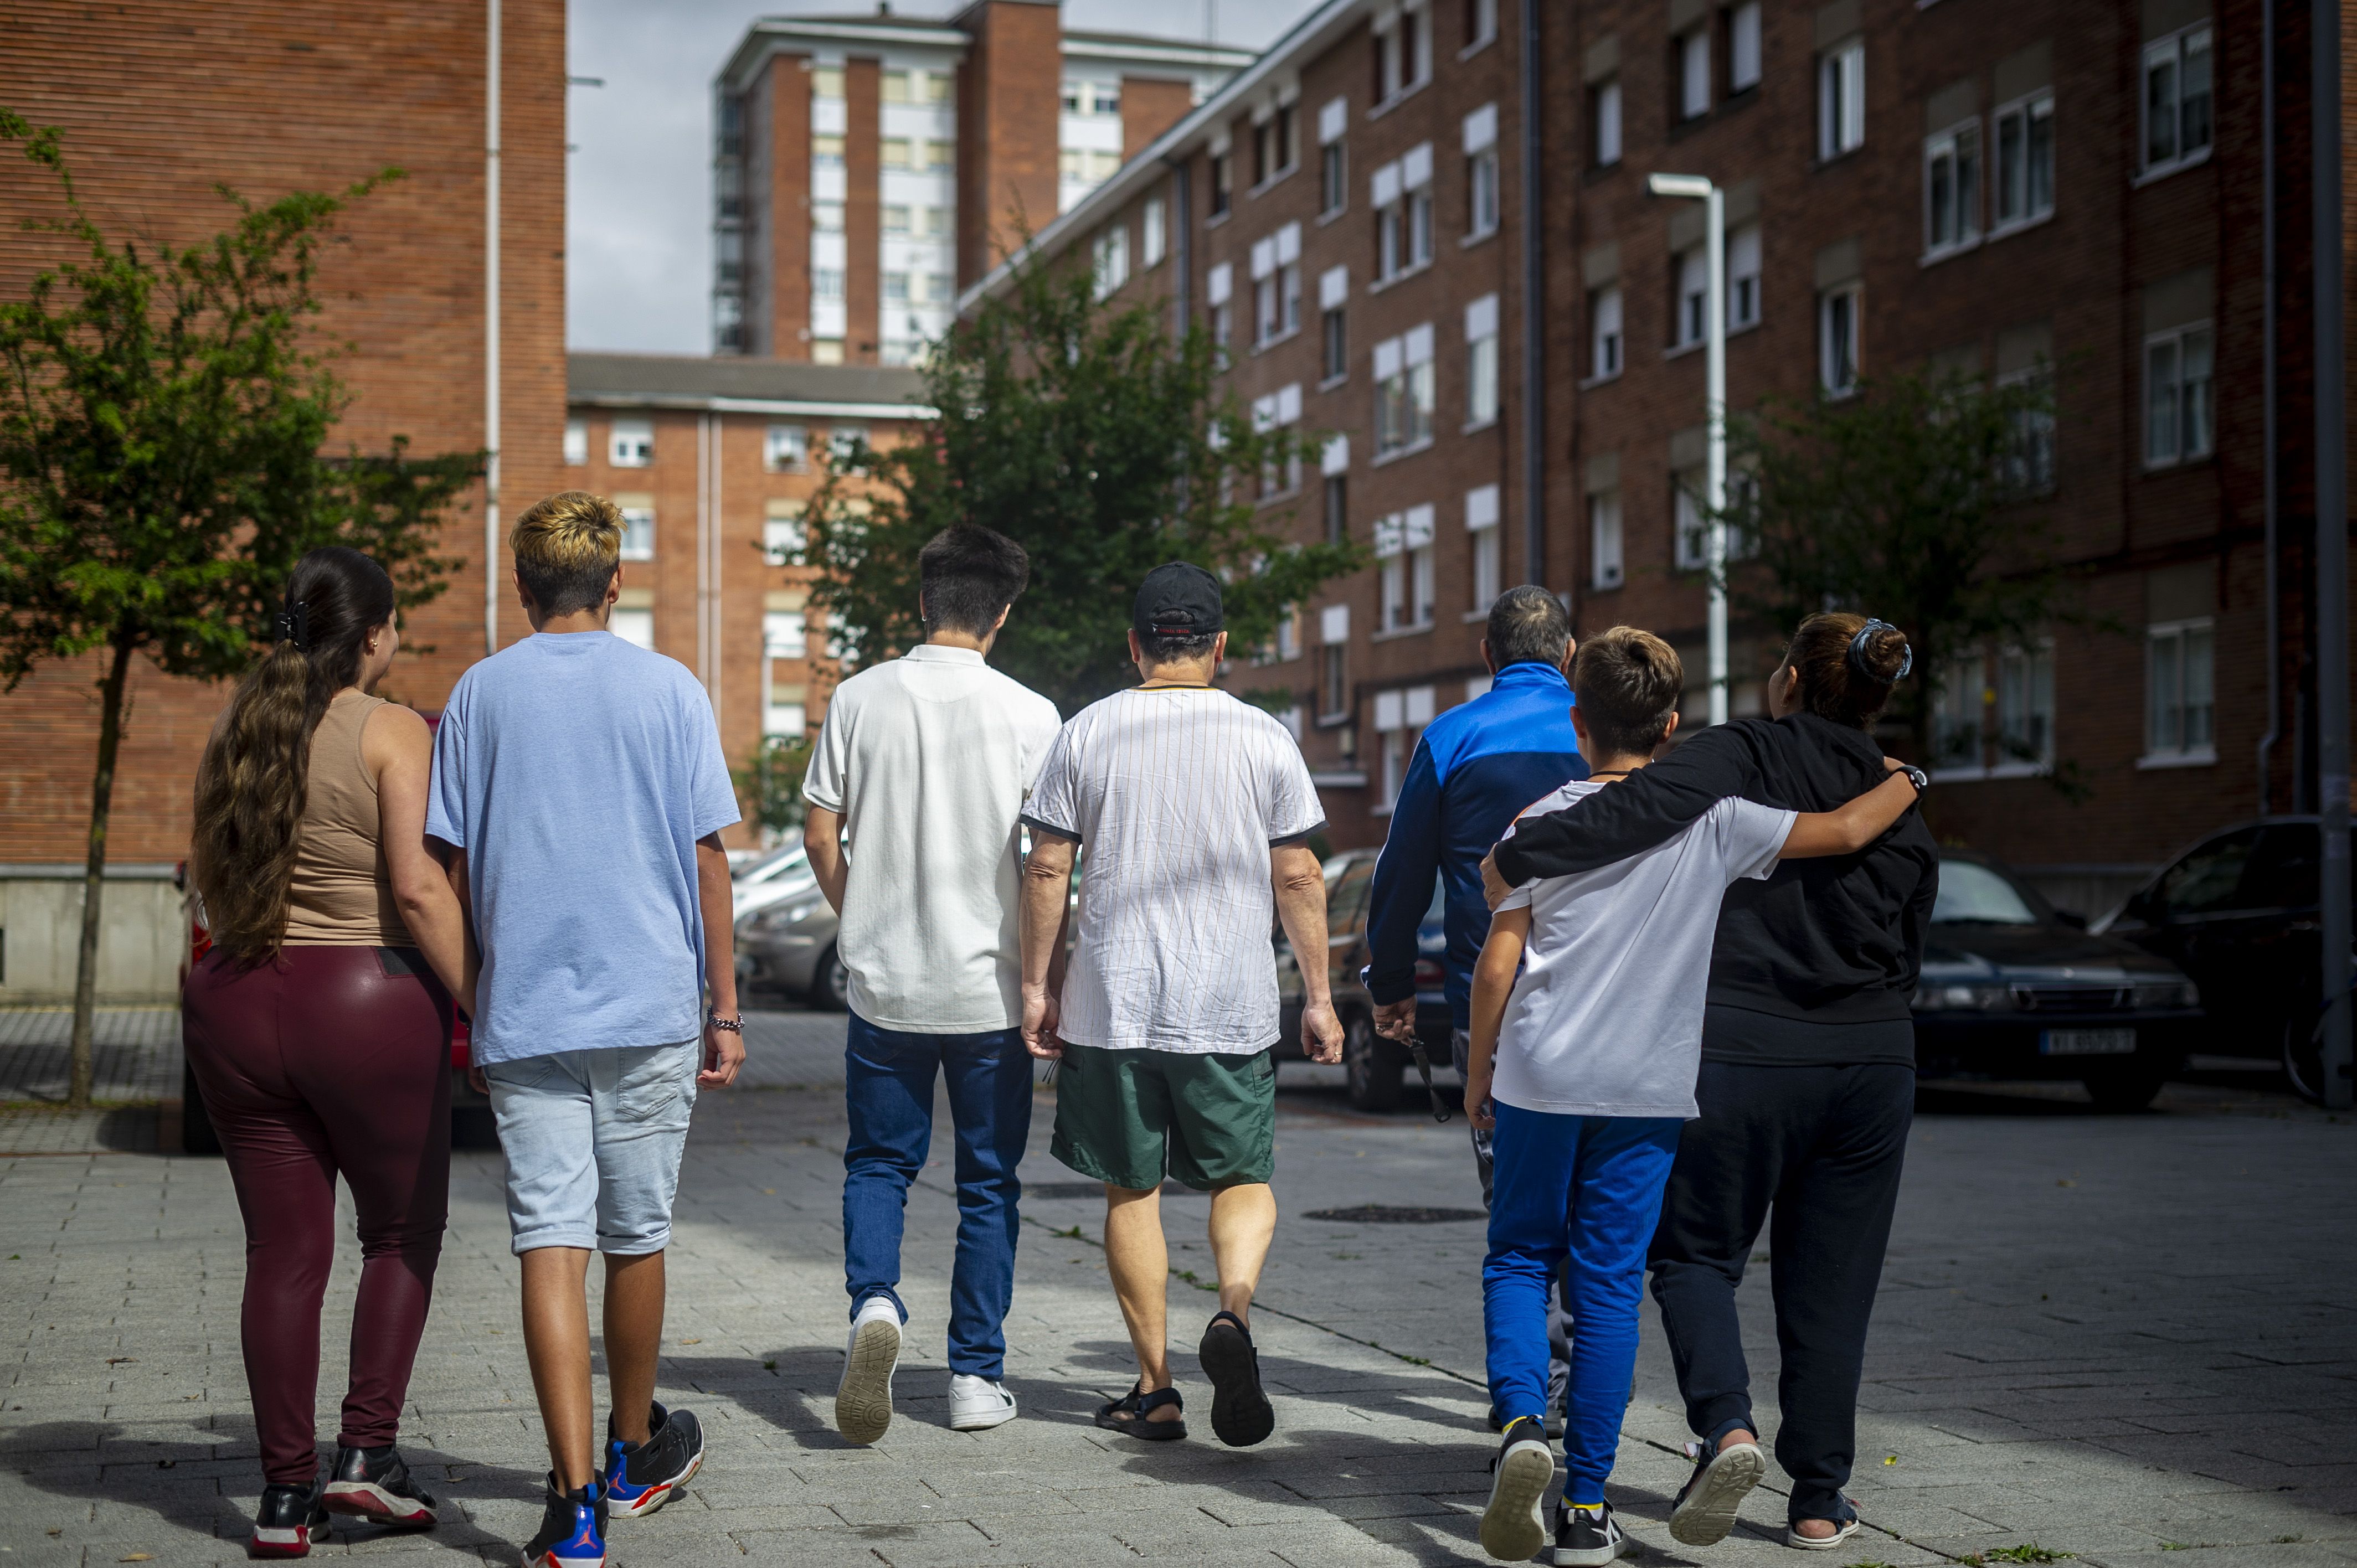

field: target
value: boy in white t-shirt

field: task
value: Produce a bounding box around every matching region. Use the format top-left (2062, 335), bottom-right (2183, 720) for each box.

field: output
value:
top-left (1466, 628), bottom-right (1923, 1566)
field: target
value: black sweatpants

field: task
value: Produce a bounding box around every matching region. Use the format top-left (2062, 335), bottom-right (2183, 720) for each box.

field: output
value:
top-left (1646, 1060), bottom-right (1914, 1523)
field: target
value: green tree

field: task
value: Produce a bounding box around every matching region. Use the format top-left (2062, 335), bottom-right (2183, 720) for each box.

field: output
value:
top-left (0, 114), bottom-right (483, 1106)
top-left (734, 733), bottom-right (814, 837)
top-left (801, 246), bottom-right (1362, 714)
top-left (1718, 368), bottom-right (2073, 762)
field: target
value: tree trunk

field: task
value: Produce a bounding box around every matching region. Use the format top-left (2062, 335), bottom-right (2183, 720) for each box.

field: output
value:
top-left (68, 636), bottom-right (133, 1110)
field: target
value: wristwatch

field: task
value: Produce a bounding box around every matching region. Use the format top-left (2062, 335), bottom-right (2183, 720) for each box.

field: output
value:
top-left (708, 1010), bottom-right (743, 1035)
top-left (1898, 764), bottom-right (1929, 793)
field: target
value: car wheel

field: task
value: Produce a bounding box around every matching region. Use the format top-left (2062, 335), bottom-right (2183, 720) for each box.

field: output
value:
top-left (806, 945), bottom-right (851, 1012)
top-left (1343, 1014), bottom-right (1403, 1112)
top-left (2082, 1067), bottom-right (2168, 1112)
top-left (179, 1060), bottom-right (222, 1156)
top-left (2281, 998), bottom-right (2349, 1106)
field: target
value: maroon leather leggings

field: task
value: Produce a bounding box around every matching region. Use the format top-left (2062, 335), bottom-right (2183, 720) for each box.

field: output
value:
top-left (182, 945), bottom-right (452, 1484)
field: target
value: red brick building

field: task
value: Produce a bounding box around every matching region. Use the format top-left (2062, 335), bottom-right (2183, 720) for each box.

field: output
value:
top-left (711, 2), bottom-right (1250, 364)
top-left (972, 0), bottom-right (2357, 909)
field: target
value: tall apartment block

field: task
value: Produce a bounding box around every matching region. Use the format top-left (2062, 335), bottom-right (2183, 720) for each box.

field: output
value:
top-left (974, 0), bottom-right (2356, 906)
top-left (712, 3), bottom-right (1250, 364)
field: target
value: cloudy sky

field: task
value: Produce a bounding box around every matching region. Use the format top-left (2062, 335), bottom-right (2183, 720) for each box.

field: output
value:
top-left (565, 0), bottom-right (1319, 354)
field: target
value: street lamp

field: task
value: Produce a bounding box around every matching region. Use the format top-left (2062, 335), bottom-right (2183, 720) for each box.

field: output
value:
top-left (1647, 172), bottom-right (1728, 726)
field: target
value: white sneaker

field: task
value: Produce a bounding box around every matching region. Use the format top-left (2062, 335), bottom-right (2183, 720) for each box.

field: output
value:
top-left (835, 1296), bottom-right (902, 1445)
top-left (948, 1374), bottom-right (1018, 1432)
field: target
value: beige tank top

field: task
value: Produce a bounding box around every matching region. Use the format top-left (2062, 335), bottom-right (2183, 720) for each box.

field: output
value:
top-left (283, 689), bottom-right (413, 946)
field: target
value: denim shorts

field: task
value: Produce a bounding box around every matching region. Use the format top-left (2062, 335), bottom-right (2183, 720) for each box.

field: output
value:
top-left (483, 1043), bottom-right (699, 1256)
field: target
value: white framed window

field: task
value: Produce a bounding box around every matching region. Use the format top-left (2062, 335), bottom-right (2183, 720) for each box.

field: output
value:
top-left (1374, 327), bottom-right (1437, 457)
top-left (1589, 490), bottom-right (1624, 589)
top-left (2000, 367), bottom-right (2056, 492)
top-left (881, 137), bottom-right (912, 171)
top-left (1252, 104), bottom-right (1298, 187)
top-left (765, 423), bottom-right (808, 472)
top-left (1675, 246), bottom-right (1708, 348)
top-left (1375, 507), bottom-right (1438, 630)
top-left (1819, 283), bottom-right (1862, 395)
top-left (1674, 468), bottom-right (1708, 570)
top-left (884, 271), bottom-right (911, 303)
top-left (1092, 226), bottom-right (1130, 298)
top-left (1818, 37), bottom-right (1866, 159)
top-left (1924, 119), bottom-right (1983, 258)
top-left (2145, 321), bottom-right (2214, 466)
top-left (1728, 223), bottom-right (1761, 329)
top-left (611, 607), bottom-right (655, 650)
top-left (1728, 2), bottom-right (1762, 92)
top-left (1993, 93), bottom-right (2056, 231)
top-left (1466, 483), bottom-right (1501, 612)
top-left (2146, 618), bottom-right (2215, 762)
top-left (1996, 639), bottom-right (2055, 771)
top-left (618, 505), bottom-right (655, 561)
top-left (1591, 286), bottom-right (1624, 378)
top-left (762, 609), bottom-right (808, 659)
top-left (1377, 4), bottom-right (1432, 101)
top-left (762, 514), bottom-right (806, 566)
top-left (1593, 78), bottom-right (1623, 167)
top-left (811, 134), bottom-right (845, 169)
top-left (1275, 607), bottom-right (1301, 663)
top-left (1211, 150), bottom-right (1232, 218)
top-left (1465, 0), bottom-right (1497, 49)
top-left (1931, 652), bottom-right (1985, 771)
top-left (563, 417), bottom-right (588, 466)
top-left (609, 418), bottom-right (653, 467)
top-left (813, 269), bottom-right (846, 300)
top-left (829, 421), bottom-right (867, 463)
top-left (1464, 101), bottom-right (1500, 242)
top-left (1143, 198), bottom-right (1166, 267)
top-left (1464, 293), bottom-right (1500, 427)
top-left (1321, 140), bottom-right (1347, 216)
top-left (1321, 266), bottom-right (1350, 379)
top-left (1676, 29), bottom-right (1710, 121)
top-left (2142, 24), bottom-right (2212, 178)
top-left (1251, 384), bottom-right (1305, 499)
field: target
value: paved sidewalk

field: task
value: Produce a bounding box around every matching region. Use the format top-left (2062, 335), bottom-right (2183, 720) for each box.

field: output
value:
top-left (0, 1009), bottom-right (181, 1105)
top-left (2, 1044), bottom-right (2353, 1567)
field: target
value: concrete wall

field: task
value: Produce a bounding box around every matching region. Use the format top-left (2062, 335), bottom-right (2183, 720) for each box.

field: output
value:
top-left (0, 870), bottom-right (189, 1005)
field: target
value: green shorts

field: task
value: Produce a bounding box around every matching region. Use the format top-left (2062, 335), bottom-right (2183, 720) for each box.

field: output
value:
top-left (1050, 1041), bottom-right (1277, 1193)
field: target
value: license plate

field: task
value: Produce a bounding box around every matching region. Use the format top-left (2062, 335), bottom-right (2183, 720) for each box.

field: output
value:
top-left (2040, 1028), bottom-right (2138, 1057)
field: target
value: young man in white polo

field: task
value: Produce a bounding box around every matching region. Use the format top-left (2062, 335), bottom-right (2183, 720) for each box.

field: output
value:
top-left (802, 525), bottom-right (1063, 1442)
top-left (1016, 563), bottom-right (1345, 1448)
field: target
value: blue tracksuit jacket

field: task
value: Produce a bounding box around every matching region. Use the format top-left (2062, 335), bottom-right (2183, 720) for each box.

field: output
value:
top-left (1363, 661), bottom-right (1587, 1029)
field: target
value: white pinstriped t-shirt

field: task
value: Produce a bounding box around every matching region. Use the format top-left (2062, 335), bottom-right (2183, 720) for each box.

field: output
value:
top-left (1023, 686), bottom-right (1326, 1054)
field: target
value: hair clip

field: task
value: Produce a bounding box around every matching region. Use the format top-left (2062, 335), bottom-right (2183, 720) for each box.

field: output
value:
top-left (272, 599), bottom-right (310, 652)
top-left (1847, 617), bottom-right (1912, 683)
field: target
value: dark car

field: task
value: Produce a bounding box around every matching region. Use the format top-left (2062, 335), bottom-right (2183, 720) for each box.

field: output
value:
top-left (2096, 816), bottom-right (2351, 1101)
top-left (1912, 852), bottom-right (2202, 1110)
top-left (1277, 850), bottom-right (1453, 1111)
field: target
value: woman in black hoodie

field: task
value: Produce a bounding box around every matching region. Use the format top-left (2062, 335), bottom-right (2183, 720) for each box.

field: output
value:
top-left (1483, 612), bottom-right (1936, 1554)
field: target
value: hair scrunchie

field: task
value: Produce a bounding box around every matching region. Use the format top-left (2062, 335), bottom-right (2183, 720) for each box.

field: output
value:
top-left (1847, 617), bottom-right (1912, 683)
top-left (272, 597), bottom-right (310, 652)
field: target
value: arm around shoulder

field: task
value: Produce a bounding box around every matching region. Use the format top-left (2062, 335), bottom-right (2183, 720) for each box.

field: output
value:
top-left (1495, 723), bottom-right (1762, 883)
top-left (1779, 760), bottom-right (1922, 859)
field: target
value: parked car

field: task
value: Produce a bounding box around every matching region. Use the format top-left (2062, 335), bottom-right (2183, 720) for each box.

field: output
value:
top-left (1912, 852), bottom-right (2202, 1111)
top-left (1277, 849), bottom-right (1453, 1111)
top-left (734, 842), bottom-right (846, 1010)
top-left (2096, 816), bottom-right (2352, 1102)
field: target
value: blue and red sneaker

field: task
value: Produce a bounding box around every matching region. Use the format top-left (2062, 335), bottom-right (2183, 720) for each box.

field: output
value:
top-left (601, 1401), bottom-right (704, 1519)
top-left (519, 1473), bottom-right (605, 1568)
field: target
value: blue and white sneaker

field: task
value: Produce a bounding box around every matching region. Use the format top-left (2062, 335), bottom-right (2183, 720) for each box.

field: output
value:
top-left (602, 1401), bottom-right (704, 1518)
top-left (520, 1473), bottom-right (605, 1568)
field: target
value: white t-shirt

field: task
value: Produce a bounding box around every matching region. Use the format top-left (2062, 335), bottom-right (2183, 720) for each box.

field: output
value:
top-left (1023, 686), bottom-right (1325, 1054)
top-left (802, 644), bottom-right (1063, 1033)
top-left (1491, 779), bottom-right (1796, 1118)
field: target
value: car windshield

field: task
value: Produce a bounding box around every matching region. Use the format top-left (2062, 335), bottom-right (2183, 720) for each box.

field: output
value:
top-left (1932, 860), bottom-right (2040, 925)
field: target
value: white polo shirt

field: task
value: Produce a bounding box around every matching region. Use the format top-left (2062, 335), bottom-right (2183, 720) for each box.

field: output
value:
top-left (802, 644), bottom-right (1063, 1033)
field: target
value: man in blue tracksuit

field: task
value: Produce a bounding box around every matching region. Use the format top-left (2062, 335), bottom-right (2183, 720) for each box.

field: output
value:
top-left (1364, 584), bottom-right (1584, 1427)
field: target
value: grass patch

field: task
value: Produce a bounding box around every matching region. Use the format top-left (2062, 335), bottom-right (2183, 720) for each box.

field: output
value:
top-left (1965, 1548), bottom-right (2075, 1565)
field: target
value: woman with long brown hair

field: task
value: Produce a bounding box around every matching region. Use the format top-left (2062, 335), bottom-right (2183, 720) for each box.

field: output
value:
top-left (1484, 612), bottom-right (1938, 1554)
top-left (183, 545), bottom-right (472, 1558)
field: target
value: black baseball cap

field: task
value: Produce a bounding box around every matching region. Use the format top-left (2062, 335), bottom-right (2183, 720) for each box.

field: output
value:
top-left (1133, 561), bottom-right (1226, 638)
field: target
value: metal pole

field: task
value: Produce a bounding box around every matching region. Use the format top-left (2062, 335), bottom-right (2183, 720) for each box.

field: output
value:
top-left (1705, 184), bottom-right (1728, 726)
top-left (2314, 0), bottom-right (2351, 1108)
top-left (1520, 0), bottom-right (1546, 589)
top-left (2260, 0), bottom-right (2281, 813)
top-left (483, 0), bottom-right (502, 657)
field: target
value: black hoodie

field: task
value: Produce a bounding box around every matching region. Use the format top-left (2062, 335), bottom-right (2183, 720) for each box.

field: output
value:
top-left (1489, 711), bottom-right (1939, 1043)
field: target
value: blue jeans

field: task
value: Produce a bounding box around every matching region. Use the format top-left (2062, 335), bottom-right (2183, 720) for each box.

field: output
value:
top-left (1484, 1102), bottom-right (1683, 1503)
top-left (842, 1013), bottom-right (1034, 1378)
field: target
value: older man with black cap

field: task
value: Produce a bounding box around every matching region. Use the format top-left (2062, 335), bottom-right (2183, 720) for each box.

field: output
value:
top-left (1016, 562), bottom-right (1345, 1449)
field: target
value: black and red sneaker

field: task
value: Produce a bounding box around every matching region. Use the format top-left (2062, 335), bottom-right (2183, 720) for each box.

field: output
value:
top-left (601, 1401), bottom-right (704, 1519)
top-left (322, 1443), bottom-right (438, 1529)
top-left (249, 1479), bottom-right (328, 1559)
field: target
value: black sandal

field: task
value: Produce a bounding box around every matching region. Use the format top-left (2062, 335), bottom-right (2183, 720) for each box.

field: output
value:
top-left (1095, 1383), bottom-right (1187, 1441)
top-left (1198, 1310), bottom-right (1275, 1448)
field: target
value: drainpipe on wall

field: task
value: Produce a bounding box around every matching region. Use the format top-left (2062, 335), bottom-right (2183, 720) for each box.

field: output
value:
top-left (483, 0), bottom-right (503, 657)
top-left (2309, 0), bottom-right (2352, 1108)
top-left (1519, 0), bottom-right (1544, 589)
top-left (2258, 1), bottom-right (2280, 813)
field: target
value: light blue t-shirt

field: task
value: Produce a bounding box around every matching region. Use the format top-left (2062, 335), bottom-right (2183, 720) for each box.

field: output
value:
top-left (426, 631), bottom-right (740, 1064)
